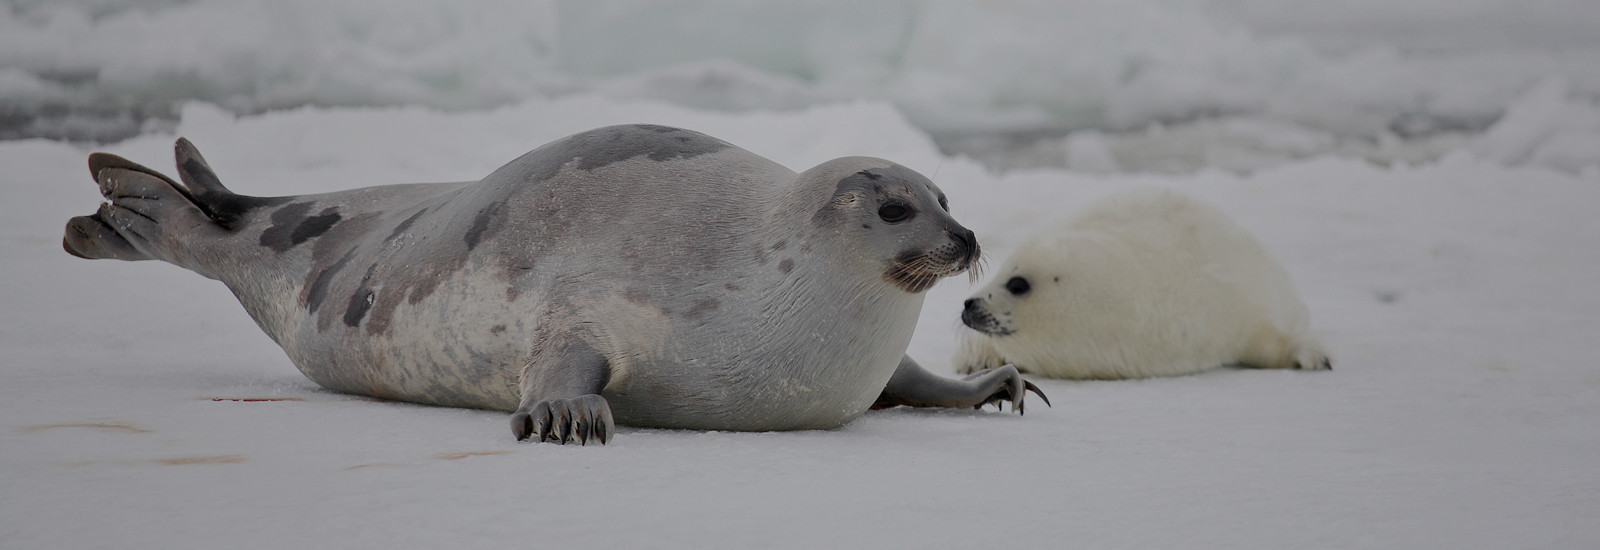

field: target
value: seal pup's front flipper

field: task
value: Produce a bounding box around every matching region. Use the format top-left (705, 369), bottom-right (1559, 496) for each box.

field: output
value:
top-left (872, 356), bottom-right (1049, 414)
top-left (512, 335), bottom-right (614, 445)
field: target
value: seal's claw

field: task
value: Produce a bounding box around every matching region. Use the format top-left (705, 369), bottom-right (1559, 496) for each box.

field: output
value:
top-left (972, 364), bottom-right (1045, 416)
top-left (511, 394), bottom-right (614, 445)
top-left (1025, 380), bottom-right (1051, 408)
top-left (511, 411), bottom-right (535, 441)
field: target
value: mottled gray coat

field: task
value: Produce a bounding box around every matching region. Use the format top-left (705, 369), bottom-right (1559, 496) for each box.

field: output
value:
top-left (66, 125), bottom-right (1042, 443)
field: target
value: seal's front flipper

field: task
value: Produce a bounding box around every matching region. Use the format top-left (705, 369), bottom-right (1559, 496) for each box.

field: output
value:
top-left (512, 394), bottom-right (613, 445)
top-left (512, 335), bottom-right (614, 444)
top-left (873, 356), bottom-right (1049, 414)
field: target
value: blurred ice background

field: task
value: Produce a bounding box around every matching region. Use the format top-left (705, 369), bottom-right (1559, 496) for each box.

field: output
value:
top-left (4, 0), bottom-right (1598, 174)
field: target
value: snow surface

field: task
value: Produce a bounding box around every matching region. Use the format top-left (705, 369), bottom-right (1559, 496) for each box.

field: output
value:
top-left (3, 97), bottom-right (1599, 548)
top-left (4, 0), bottom-right (1600, 174)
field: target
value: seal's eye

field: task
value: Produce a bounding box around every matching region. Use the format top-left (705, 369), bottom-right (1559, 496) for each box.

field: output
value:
top-left (1004, 276), bottom-right (1031, 296)
top-left (938, 194), bottom-right (949, 212)
top-left (878, 203), bottom-right (913, 223)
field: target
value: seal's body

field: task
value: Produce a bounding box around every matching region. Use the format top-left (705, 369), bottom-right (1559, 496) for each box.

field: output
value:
top-left (67, 125), bottom-right (1042, 443)
top-left (956, 189), bottom-right (1330, 379)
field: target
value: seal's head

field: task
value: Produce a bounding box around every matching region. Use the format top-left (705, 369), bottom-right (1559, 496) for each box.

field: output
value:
top-left (795, 158), bottom-right (980, 294)
top-left (959, 232), bottom-right (1099, 338)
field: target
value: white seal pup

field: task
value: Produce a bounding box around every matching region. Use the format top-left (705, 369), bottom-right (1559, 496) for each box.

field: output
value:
top-left (65, 125), bottom-right (1046, 444)
top-left (955, 188), bottom-right (1331, 379)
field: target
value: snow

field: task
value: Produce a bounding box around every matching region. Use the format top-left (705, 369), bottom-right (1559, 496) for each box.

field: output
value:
top-left (3, 96), bottom-right (1598, 548)
top-left (4, 0), bottom-right (1600, 173)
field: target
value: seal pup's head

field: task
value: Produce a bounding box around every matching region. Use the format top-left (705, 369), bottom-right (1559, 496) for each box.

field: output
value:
top-left (794, 158), bottom-right (980, 294)
top-left (959, 231), bottom-right (1106, 338)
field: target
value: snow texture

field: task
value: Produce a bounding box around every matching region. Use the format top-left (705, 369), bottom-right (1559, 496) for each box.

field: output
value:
top-left (3, 0), bottom-right (1600, 173)
top-left (3, 97), bottom-right (1598, 549)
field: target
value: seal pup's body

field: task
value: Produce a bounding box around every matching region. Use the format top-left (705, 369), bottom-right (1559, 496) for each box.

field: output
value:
top-left (956, 189), bottom-right (1330, 379)
top-left (67, 125), bottom-right (1041, 443)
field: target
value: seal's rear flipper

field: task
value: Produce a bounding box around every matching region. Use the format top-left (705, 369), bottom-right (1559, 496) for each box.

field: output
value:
top-left (63, 139), bottom-right (234, 268)
top-left (63, 213), bottom-right (149, 260)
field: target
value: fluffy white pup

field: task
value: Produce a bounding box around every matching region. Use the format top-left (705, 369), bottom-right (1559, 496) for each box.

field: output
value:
top-left (955, 189), bottom-right (1330, 379)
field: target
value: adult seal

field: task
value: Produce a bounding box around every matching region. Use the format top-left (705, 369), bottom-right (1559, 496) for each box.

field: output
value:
top-left (65, 124), bottom-right (1045, 444)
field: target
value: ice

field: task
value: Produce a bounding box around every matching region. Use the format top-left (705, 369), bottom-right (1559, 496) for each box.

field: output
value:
top-left (4, 0), bottom-right (1599, 172)
top-left (3, 97), bottom-right (1598, 548)
top-left (1469, 77), bottom-right (1600, 172)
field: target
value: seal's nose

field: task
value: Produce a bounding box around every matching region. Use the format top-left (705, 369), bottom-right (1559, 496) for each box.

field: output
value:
top-left (950, 228), bottom-right (975, 249)
top-left (959, 298), bottom-right (984, 329)
top-left (948, 227), bottom-right (979, 266)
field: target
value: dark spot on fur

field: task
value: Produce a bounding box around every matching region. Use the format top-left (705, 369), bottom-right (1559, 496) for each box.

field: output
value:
top-left (290, 207), bottom-right (341, 244)
top-left (343, 265), bottom-right (378, 328)
top-left (818, 164), bottom-right (937, 227)
top-left (385, 209), bottom-right (428, 242)
top-left (259, 202), bottom-right (312, 252)
top-left (490, 325), bottom-right (507, 334)
top-left (465, 207), bottom-right (496, 250)
top-left (683, 298), bottom-right (719, 321)
top-left (772, 240), bottom-right (787, 251)
top-left (778, 259), bottom-right (794, 274)
top-left (725, 283), bottom-right (741, 292)
top-left (481, 124), bottom-right (732, 186)
top-left (345, 289), bottom-right (374, 328)
top-left (862, 224), bottom-right (872, 230)
top-left (305, 249), bottom-right (356, 314)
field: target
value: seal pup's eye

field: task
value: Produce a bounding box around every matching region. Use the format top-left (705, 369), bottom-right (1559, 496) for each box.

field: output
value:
top-left (878, 203), bottom-right (913, 223)
top-left (938, 194), bottom-right (949, 212)
top-left (1004, 276), bottom-right (1031, 296)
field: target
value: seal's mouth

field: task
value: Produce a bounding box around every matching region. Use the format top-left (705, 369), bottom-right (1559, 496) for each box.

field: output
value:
top-left (882, 230), bottom-right (982, 293)
top-left (960, 298), bottom-right (1013, 336)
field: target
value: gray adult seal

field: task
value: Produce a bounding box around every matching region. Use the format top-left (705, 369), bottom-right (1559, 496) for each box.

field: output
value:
top-left (64, 124), bottom-right (1045, 444)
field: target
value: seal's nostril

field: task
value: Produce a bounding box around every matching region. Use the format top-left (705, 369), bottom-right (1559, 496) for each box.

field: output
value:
top-left (947, 228), bottom-right (970, 248)
top-left (963, 298), bottom-right (978, 310)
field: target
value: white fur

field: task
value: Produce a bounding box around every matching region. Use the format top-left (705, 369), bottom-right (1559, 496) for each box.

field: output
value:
top-left (955, 189), bottom-right (1329, 379)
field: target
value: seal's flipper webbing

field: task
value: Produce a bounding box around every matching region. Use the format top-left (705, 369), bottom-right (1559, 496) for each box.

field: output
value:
top-left (63, 213), bottom-right (149, 261)
top-left (63, 140), bottom-right (226, 266)
top-left (172, 138), bottom-right (279, 231)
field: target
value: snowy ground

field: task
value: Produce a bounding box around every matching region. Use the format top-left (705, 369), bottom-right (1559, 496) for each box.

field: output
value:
top-left (3, 97), bottom-right (1598, 548)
